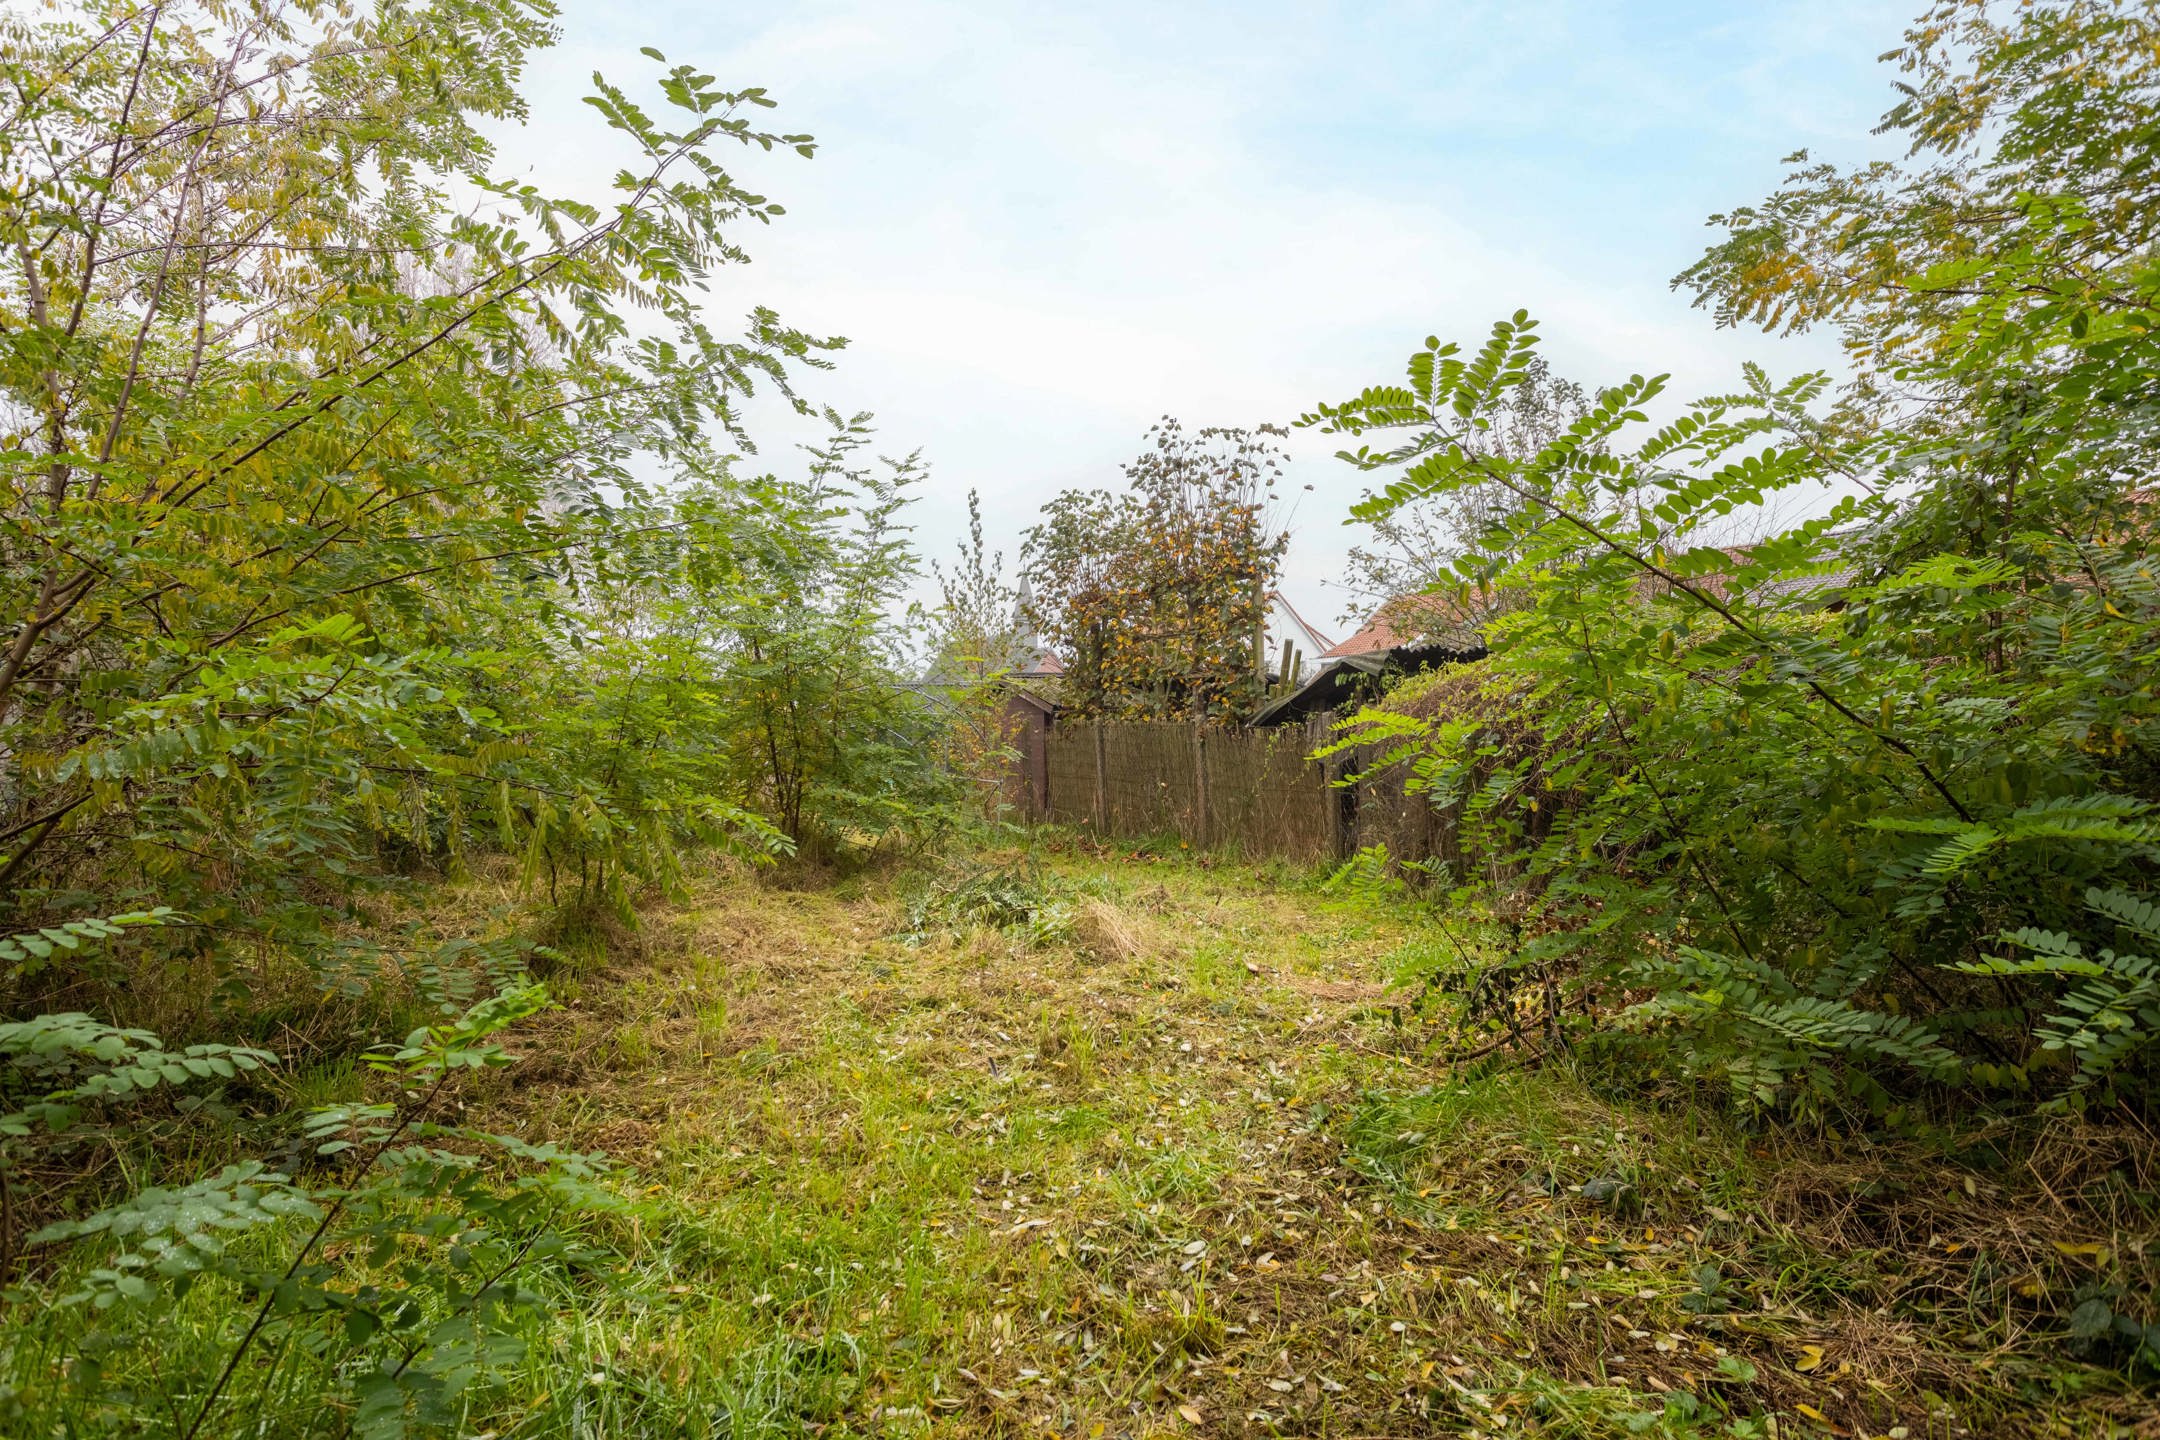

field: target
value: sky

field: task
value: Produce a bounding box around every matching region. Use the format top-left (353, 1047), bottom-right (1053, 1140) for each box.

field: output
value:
top-left (502, 0), bottom-right (1919, 635)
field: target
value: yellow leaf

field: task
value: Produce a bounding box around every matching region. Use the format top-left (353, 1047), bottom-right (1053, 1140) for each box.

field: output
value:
top-left (2052, 1241), bottom-right (2109, 1261)
top-left (1794, 1343), bottom-right (1825, 1373)
top-left (1177, 1404), bottom-right (1203, 1425)
top-left (1795, 1402), bottom-right (1827, 1421)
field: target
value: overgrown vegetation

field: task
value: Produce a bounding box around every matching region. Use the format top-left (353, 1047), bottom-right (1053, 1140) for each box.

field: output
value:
top-left (47, 844), bottom-right (2121, 1439)
top-left (1313, 0), bottom-right (2160, 1129)
top-left (6, 0), bottom-right (2160, 1436)
top-left (1336, 354), bottom-right (1592, 633)
top-left (0, 2), bottom-right (953, 1433)
top-left (899, 858), bottom-right (1076, 948)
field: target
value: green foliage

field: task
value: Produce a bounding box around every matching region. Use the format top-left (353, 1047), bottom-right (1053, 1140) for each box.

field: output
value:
top-left (0, 6), bottom-right (957, 1435)
top-left (690, 416), bottom-right (958, 856)
top-left (0, 909), bottom-right (177, 983)
top-left (1306, 3), bottom-right (2160, 1116)
top-left (1339, 352), bottom-right (1593, 624)
top-left (1323, 844), bottom-right (1417, 902)
top-left (924, 488), bottom-right (1029, 686)
top-left (0, 0), bottom-right (878, 1004)
top-left (0, 1006), bottom-right (283, 1296)
top-left (920, 490), bottom-right (1036, 821)
top-left (5, 985), bottom-right (620, 1439)
top-left (0, 1013), bottom-right (274, 1137)
top-left (1964, 887), bottom-right (2160, 1099)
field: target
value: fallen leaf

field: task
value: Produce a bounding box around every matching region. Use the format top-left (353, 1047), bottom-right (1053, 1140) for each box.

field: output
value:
top-left (1177, 1404), bottom-right (1203, 1424)
top-left (1794, 1343), bottom-right (1825, 1373)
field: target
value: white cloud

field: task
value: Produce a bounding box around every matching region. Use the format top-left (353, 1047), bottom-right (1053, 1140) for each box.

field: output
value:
top-left (498, 0), bottom-right (1906, 618)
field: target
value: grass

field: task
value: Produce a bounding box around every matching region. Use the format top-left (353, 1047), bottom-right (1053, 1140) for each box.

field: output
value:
top-left (6, 840), bottom-right (2153, 1437)
top-left (442, 842), bottom-right (2160, 1438)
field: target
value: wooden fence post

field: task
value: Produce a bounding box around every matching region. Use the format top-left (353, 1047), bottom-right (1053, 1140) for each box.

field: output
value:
top-left (1192, 724), bottom-right (1211, 849)
top-left (1336, 740), bottom-right (1363, 862)
top-left (1092, 722), bottom-right (1108, 834)
top-left (1032, 715), bottom-right (1049, 822)
top-left (1312, 710), bottom-right (1334, 857)
top-left (1313, 708), bottom-right (1358, 862)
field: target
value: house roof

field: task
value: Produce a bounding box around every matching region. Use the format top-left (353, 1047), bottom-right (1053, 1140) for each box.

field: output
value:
top-left (1325, 546), bottom-right (1861, 664)
top-left (1268, 589), bottom-right (1336, 656)
top-left (1325, 591), bottom-right (1481, 657)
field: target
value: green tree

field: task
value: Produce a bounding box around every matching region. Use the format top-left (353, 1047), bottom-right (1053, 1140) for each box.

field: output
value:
top-left (1306, 1), bottom-right (2160, 1116)
top-left (696, 415), bottom-right (954, 856)
top-left (1338, 353), bottom-right (1592, 629)
top-left (0, 7), bottom-right (936, 1431)
top-left (0, 0), bottom-right (831, 1002)
top-left (925, 489), bottom-right (1027, 686)
top-left (921, 490), bottom-right (1034, 821)
top-left (1312, 157), bottom-right (2157, 1118)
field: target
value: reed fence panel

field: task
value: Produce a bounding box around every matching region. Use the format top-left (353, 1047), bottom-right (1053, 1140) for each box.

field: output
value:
top-left (1034, 715), bottom-right (1443, 866)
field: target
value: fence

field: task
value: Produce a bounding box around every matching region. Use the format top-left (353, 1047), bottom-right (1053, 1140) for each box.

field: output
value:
top-left (1031, 715), bottom-right (1447, 865)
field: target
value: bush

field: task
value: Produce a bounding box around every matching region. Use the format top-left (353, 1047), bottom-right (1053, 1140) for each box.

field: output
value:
top-left (2, 982), bottom-right (619, 1439)
top-left (1304, 0), bottom-right (2160, 1116)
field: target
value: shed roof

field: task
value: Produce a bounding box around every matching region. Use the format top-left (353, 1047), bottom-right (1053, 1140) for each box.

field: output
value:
top-left (1001, 683), bottom-right (1061, 716)
top-left (1247, 636), bottom-right (1485, 727)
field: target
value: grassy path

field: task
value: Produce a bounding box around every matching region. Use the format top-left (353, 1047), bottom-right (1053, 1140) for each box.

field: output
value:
top-left (463, 850), bottom-right (2150, 1440)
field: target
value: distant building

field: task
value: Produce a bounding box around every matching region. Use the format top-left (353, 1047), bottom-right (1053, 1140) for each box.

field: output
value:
top-left (1011, 580), bottom-right (1065, 682)
top-left (1322, 591), bottom-right (1484, 658)
top-left (1263, 590), bottom-right (1336, 685)
top-left (1250, 592), bottom-right (1485, 727)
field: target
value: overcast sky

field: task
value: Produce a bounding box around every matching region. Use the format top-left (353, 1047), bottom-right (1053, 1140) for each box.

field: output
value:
top-left (504, 0), bottom-right (1916, 633)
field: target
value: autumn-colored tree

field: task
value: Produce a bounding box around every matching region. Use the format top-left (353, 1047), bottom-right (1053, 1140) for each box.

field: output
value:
top-left (1021, 420), bottom-right (1288, 720)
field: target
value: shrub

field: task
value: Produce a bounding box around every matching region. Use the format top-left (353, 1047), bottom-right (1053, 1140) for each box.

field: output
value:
top-left (1301, 3), bottom-right (2160, 1120)
top-left (2, 983), bottom-right (618, 1439)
